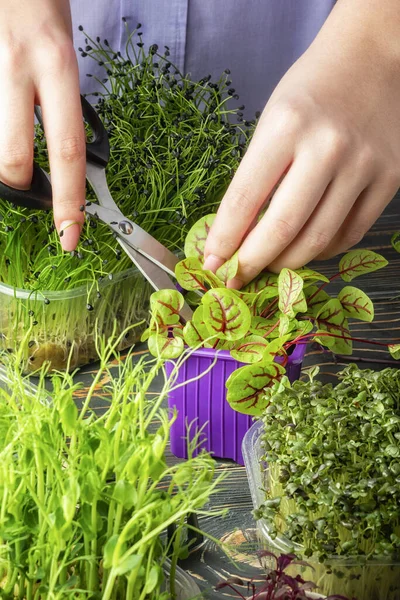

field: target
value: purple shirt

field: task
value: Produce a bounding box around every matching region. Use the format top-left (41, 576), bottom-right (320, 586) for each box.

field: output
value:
top-left (71, 1), bottom-right (335, 116)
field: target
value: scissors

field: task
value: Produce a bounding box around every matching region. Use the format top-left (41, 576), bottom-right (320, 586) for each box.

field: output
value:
top-left (0, 95), bottom-right (193, 322)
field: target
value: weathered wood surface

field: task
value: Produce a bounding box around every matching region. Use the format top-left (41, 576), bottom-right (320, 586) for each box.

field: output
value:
top-left (74, 194), bottom-right (400, 598)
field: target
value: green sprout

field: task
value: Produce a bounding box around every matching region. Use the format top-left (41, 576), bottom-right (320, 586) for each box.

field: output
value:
top-left (256, 365), bottom-right (400, 600)
top-left (0, 330), bottom-right (223, 599)
top-left (0, 25), bottom-right (254, 373)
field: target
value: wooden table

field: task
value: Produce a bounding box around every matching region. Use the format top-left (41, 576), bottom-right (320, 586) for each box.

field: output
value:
top-left (74, 195), bottom-right (400, 598)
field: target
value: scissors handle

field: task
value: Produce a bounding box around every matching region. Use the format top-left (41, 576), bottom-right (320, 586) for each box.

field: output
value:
top-left (0, 95), bottom-right (110, 211)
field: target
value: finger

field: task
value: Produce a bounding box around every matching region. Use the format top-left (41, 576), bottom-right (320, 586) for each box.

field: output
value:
top-left (0, 72), bottom-right (35, 189)
top-left (267, 170), bottom-right (369, 272)
top-left (315, 176), bottom-right (399, 259)
top-left (226, 151), bottom-right (333, 287)
top-left (35, 45), bottom-right (85, 251)
top-left (203, 122), bottom-right (293, 272)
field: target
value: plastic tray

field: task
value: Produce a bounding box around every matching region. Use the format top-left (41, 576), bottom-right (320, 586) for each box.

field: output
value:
top-left (166, 344), bottom-right (306, 465)
top-left (242, 420), bottom-right (400, 600)
top-left (0, 266), bottom-right (151, 373)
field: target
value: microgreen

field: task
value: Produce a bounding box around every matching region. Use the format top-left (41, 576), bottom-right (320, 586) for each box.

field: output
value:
top-left (0, 25), bottom-right (254, 372)
top-left (145, 213), bottom-right (395, 415)
top-left (215, 550), bottom-right (350, 599)
top-left (255, 366), bottom-right (400, 599)
top-left (0, 331), bottom-right (223, 599)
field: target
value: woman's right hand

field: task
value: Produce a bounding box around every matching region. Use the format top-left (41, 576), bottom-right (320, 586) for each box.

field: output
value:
top-left (0, 0), bottom-right (85, 251)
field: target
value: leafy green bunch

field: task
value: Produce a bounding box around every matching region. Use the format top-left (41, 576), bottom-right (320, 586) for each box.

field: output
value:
top-left (145, 213), bottom-right (395, 416)
top-left (0, 24), bottom-right (254, 295)
top-left (257, 365), bottom-right (400, 563)
top-left (0, 333), bottom-right (221, 599)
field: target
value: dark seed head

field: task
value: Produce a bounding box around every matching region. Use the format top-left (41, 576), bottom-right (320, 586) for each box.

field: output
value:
top-left (86, 304), bottom-right (94, 311)
top-left (44, 298), bottom-right (50, 305)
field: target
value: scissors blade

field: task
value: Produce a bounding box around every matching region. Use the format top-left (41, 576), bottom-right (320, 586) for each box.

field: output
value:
top-left (85, 203), bottom-right (179, 277)
top-left (118, 238), bottom-right (193, 322)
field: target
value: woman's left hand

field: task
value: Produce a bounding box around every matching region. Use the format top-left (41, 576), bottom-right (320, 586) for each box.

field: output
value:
top-left (204, 0), bottom-right (400, 287)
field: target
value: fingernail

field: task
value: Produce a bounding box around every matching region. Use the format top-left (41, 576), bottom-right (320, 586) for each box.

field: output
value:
top-left (227, 277), bottom-right (244, 290)
top-left (59, 220), bottom-right (81, 251)
top-left (203, 254), bottom-right (225, 273)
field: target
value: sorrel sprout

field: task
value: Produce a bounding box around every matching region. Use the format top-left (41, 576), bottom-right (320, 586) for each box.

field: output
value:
top-left (0, 331), bottom-right (223, 599)
top-left (255, 365), bottom-right (400, 600)
top-left (0, 25), bottom-right (254, 372)
top-left (145, 213), bottom-right (396, 415)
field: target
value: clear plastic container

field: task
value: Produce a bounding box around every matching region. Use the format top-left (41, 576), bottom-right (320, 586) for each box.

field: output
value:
top-left (242, 420), bottom-right (400, 600)
top-left (0, 266), bottom-right (152, 373)
top-left (163, 560), bottom-right (202, 599)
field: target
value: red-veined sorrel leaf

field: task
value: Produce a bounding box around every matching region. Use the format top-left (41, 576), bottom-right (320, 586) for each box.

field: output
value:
top-left (391, 232), bottom-right (400, 253)
top-left (388, 344), bottom-right (400, 359)
top-left (337, 286), bottom-right (374, 322)
top-left (291, 319), bottom-right (313, 339)
top-left (175, 257), bottom-right (221, 291)
top-left (242, 271), bottom-right (279, 295)
top-left (150, 289), bottom-right (184, 327)
top-left (338, 249), bottom-right (388, 282)
top-left (184, 213), bottom-right (216, 259)
top-left (250, 316), bottom-right (280, 339)
top-left (202, 288), bottom-right (251, 341)
top-left (183, 321), bottom-right (205, 347)
top-left (315, 298), bottom-right (352, 355)
top-left (192, 305), bottom-right (212, 340)
top-left (304, 286), bottom-right (331, 316)
top-left (278, 268), bottom-right (304, 318)
top-left (235, 290), bottom-right (260, 315)
top-left (226, 362), bottom-right (285, 415)
top-left (279, 314), bottom-right (291, 336)
top-left (295, 267), bottom-right (329, 285)
top-left (291, 290), bottom-right (307, 314)
top-left (216, 252), bottom-right (239, 284)
top-left (263, 336), bottom-right (291, 362)
top-left (148, 333), bottom-right (184, 359)
top-left (230, 335), bottom-right (268, 363)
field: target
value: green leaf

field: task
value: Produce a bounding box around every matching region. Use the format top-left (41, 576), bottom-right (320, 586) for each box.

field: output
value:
top-left (263, 336), bottom-right (291, 362)
top-left (278, 268), bottom-right (304, 318)
top-left (150, 289), bottom-right (184, 328)
top-left (192, 305), bottom-right (212, 341)
top-left (148, 333), bottom-right (184, 359)
top-left (230, 335), bottom-right (268, 363)
top-left (388, 344), bottom-right (400, 359)
top-left (295, 267), bottom-right (329, 284)
top-left (338, 249), bottom-right (388, 282)
top-left (249, 316), bottom-right (280, 339)
top-left (60, 399), bottom-right (78, 435)
top-left (182, 321), bottom-right (205, 348)
top-left (243, 271), bottom-right (278, 295)
top-left (216, 252), bottom-right (239, 284)
top-left (184, 214), bottom-right (216, 259)
top-left (337, 286), bottom-right (374, 322)
top-left (112, 480), bottom-right (138, 510)
top-left (175, 257), bottom-right (221, 291)
top-left (114, 554), bottom-right (142, 576)
top-left (304, 286), bottom-right (331, 316)
top-left (144, 564), bottom-right (161, 594)
top-left (202, 288), bottom-right (251, 341)
top-left (315, 298), bottom-right (352, 355)
top-left (226, 362), bottom-right (285, 415)
top-left (103, 535), bottom-right (119, 569)
top-left (391, 232), bottom-right (400, 253)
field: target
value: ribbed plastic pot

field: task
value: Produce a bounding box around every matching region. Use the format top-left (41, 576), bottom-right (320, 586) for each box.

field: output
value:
top-left (165, 344), bottom-right (306, 465)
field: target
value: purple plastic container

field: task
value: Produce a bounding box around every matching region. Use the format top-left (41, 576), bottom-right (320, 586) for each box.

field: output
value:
top-left (166, 344), bottom-right (306, 465)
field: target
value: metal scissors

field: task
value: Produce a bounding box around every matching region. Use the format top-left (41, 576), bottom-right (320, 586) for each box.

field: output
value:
top-left (0, 95), bottom-right (192, 322)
